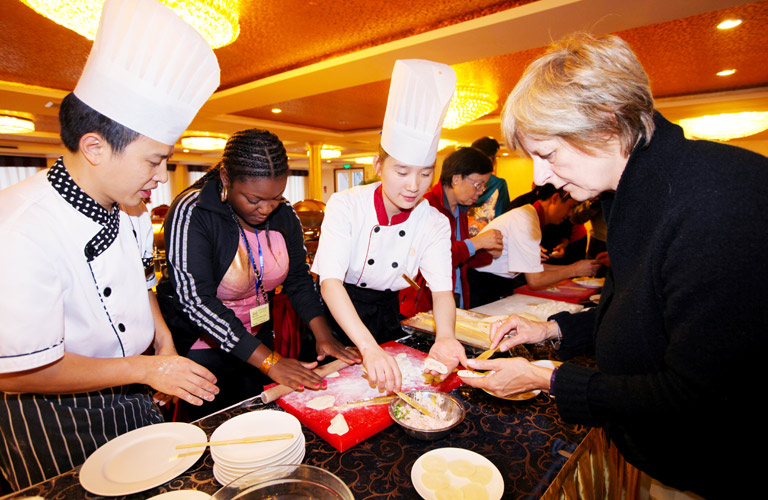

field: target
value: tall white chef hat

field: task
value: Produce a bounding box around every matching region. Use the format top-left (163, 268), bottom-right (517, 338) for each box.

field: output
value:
top-left (380, 59), bottom-right (456, 167)
top-left (73, 0), bottom-right (220, 146)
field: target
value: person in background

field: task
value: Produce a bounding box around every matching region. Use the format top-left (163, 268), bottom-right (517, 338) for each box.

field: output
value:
top-left (466, 137), bottom-right (511, 236)
top-left (467, 185), bottom-right (598, 307)
top-left (570, 195), bottom-right (611, 274)
top-left (0, 0), bottom-right (219, 490)
top-left (312, 59), bottom-right (467, 393)
top-left (460, 32), bottom-right (767, 499)
top-left (157, 129), bottom-right (358, 420)
top-left (399, 147), bottom-right (503, 315)
top-left (535, 184), bottom-right (588, 265)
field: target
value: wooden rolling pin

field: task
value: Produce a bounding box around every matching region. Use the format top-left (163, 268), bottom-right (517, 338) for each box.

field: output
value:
top-left (258, 358), bottom-right (351, 404)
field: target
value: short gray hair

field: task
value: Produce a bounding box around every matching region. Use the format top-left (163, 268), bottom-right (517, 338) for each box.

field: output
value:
top-left (502, 33), bottom-right (655, 157)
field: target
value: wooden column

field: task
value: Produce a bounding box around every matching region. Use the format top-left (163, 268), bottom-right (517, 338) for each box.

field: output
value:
top-left (307, 141), bottom-right (323, 201)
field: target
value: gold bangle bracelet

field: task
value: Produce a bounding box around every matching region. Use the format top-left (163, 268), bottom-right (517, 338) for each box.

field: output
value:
top-left (259, 351), bottom-right (281, 374)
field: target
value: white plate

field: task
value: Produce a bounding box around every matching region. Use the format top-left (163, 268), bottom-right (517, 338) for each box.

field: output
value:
top-left (412, 448), bottom-right (503, 500)
top-left (80, 422), bottom-right (206, 496)
top-left (209, 410), bottom-right (302, 464)
top-left (146, 490), bottom-right (211, 500)
top-left (573, 277), bottom-right (604, 288)
top-left (214, 449), bottom-right (306, 485)
top-left (215, 434), bottom-right (305, 471)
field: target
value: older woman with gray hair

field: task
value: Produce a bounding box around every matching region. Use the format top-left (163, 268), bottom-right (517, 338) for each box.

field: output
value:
top-left (459, 33), bottom-right (767, 498)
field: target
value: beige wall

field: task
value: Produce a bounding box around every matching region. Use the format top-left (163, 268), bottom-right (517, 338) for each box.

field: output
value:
top-left (496, 156), bottom-right (534, 201)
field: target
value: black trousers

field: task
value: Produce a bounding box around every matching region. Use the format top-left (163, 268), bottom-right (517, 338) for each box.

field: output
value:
top-left (466, 267), bottom-right (527, 308)
top-left (182, 347), bottom-right (271, 421)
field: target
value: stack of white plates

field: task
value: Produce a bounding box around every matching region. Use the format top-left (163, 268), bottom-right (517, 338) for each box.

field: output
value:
top-left (210, 410), bottom-right (306, 485)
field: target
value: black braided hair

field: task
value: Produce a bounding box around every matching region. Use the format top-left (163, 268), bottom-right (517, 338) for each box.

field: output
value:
top-left (191, 129), bottom-right (289, 189)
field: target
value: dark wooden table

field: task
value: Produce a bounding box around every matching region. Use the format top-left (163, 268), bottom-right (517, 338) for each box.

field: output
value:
top-left (2, 335), bottom-right (592, 500)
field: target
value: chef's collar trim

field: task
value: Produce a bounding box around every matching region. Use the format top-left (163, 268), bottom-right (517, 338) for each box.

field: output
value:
top-left (47, 158), bottom-right (120, 261)
top-left (373, 185), bottom-right (412, 226)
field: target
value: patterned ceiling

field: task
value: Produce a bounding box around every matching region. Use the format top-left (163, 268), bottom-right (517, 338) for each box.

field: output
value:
top-left (1, 0), bottom-right (767, 161)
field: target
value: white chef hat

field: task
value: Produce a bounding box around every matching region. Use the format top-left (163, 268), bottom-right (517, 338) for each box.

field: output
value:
top-left (73, 0), bottom-right (220, 146)
top-left (380, 59), bottom-right (456, 167)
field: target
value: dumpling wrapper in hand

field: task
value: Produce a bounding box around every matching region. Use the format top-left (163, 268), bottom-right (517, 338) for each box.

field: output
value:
top-left (423, 357), bottom-right (449, 374)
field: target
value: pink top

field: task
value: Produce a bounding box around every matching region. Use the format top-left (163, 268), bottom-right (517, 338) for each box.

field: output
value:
top-left (191, 229), bottom-right (289, 349)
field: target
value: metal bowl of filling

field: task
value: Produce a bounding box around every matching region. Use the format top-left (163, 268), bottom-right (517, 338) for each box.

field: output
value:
top-left (388, 390), bottom-right (465, 441)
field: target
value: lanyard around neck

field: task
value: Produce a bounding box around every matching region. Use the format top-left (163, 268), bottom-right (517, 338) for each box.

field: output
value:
top-left (233, 215), bottom-right (269, 305)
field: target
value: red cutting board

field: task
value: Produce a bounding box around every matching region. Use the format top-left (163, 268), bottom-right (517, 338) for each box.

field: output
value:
top-left (514, 279), bottom-right (596, 303)
top-left (274, 342), bottom-right (461, 452)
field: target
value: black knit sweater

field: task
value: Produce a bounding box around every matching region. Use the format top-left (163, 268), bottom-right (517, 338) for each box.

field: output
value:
top-left (550, 112), bottom-right (768, 498)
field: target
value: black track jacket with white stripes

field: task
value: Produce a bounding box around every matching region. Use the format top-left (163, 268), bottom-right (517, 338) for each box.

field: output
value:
top-left (156, 176), bottom-right (326, 361)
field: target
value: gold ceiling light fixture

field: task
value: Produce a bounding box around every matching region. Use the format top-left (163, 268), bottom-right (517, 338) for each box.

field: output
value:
top-left (18, 0), bottom-right (240, 49)
top-left (354, 156), bottom-right (374, 165)
top-left (319, 146), bottom-right (342, 159)
top-left (442, 86), bottom-right (497, 130)
top-left (438, 139), bottom-right (458, 151)
top-left (679, 112), bottom-right (768, 141)
top-left (0, 110), bottom-right (35, 134)
top-left (717, 19), bottom-right (742, 30)
top-left (180, 131), bottom-right (229, 150)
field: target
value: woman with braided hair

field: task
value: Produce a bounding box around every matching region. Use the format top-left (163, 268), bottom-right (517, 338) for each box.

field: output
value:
top-left (157, 129), bottom-right (357, 419)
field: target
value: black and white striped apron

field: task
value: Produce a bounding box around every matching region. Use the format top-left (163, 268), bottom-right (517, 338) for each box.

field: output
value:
top-left (0, 385), bottom-right (162, 491)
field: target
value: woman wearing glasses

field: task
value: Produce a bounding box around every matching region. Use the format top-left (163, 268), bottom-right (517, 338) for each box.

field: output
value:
top-left (399, 146), bottom-right (503, 316)
top-left (157, 129), bottom-right (357, 420)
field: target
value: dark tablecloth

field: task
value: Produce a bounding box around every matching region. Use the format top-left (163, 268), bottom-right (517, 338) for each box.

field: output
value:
top-left (2, 334), bottom-right (592, 500)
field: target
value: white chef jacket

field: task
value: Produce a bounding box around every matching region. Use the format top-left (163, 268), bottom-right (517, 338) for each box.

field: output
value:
top-left (0, 167), bottom-right (155, 373)
top-left (474, 204), bottom-right (544, 278)
top-left (311, 182), bottom-right (452, 293)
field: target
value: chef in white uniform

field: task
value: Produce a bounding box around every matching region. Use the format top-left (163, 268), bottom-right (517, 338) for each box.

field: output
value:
top-left (312, 60), bottom-right (467, 392)
top-left (0, 0), bottom-right (219, 491)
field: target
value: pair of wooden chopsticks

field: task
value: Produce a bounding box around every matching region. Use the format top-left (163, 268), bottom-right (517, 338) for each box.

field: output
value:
top-left (170, 433), bottom-right (294, 461)
top-left (359, 365), bottom-right (434, 418)
top-left (332, 395), bottom-right (395, 411)
top-left (395, 391), bottom-right (434, 418)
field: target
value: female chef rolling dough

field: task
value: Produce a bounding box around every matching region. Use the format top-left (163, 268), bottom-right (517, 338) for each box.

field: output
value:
top-left (311, 59), bottom-right (467, 393)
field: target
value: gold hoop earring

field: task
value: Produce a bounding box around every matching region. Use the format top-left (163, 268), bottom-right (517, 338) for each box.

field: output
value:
top-left (221, 185), bottom-right (228, 203)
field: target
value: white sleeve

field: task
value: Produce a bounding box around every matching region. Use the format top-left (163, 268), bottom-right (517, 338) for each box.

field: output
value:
top-left (417, 210), bottom-right (453, 292)
top-left (505, 207), bottom-right (544, 274)
top-left (0, 228), bottom-right (65, 373)
top-left (310, 192), bottom-right (352, 283)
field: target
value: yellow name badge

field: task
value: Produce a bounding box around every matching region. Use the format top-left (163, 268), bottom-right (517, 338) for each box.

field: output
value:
top-left (250, 303), bottom-right (270, 327)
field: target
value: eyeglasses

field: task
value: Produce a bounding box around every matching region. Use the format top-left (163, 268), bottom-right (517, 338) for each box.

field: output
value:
top-left (467, 178), bottom-right (487, 191)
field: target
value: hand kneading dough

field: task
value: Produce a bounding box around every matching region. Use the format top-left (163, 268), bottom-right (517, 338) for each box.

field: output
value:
top-left (327, 413), bottom-right (349, 435)
top-left (461, 482), bottom-right (489, 500)
top-left (457, 369), bottom-right (485, 378)
top-left (424, 357), bottom-right (449, 374)
top-left (421, 454), bottom-right (448, 473)
top-left (448, 459), bottom-right (476, 478)
top-left (306, 395), bottom-right (336, 410)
